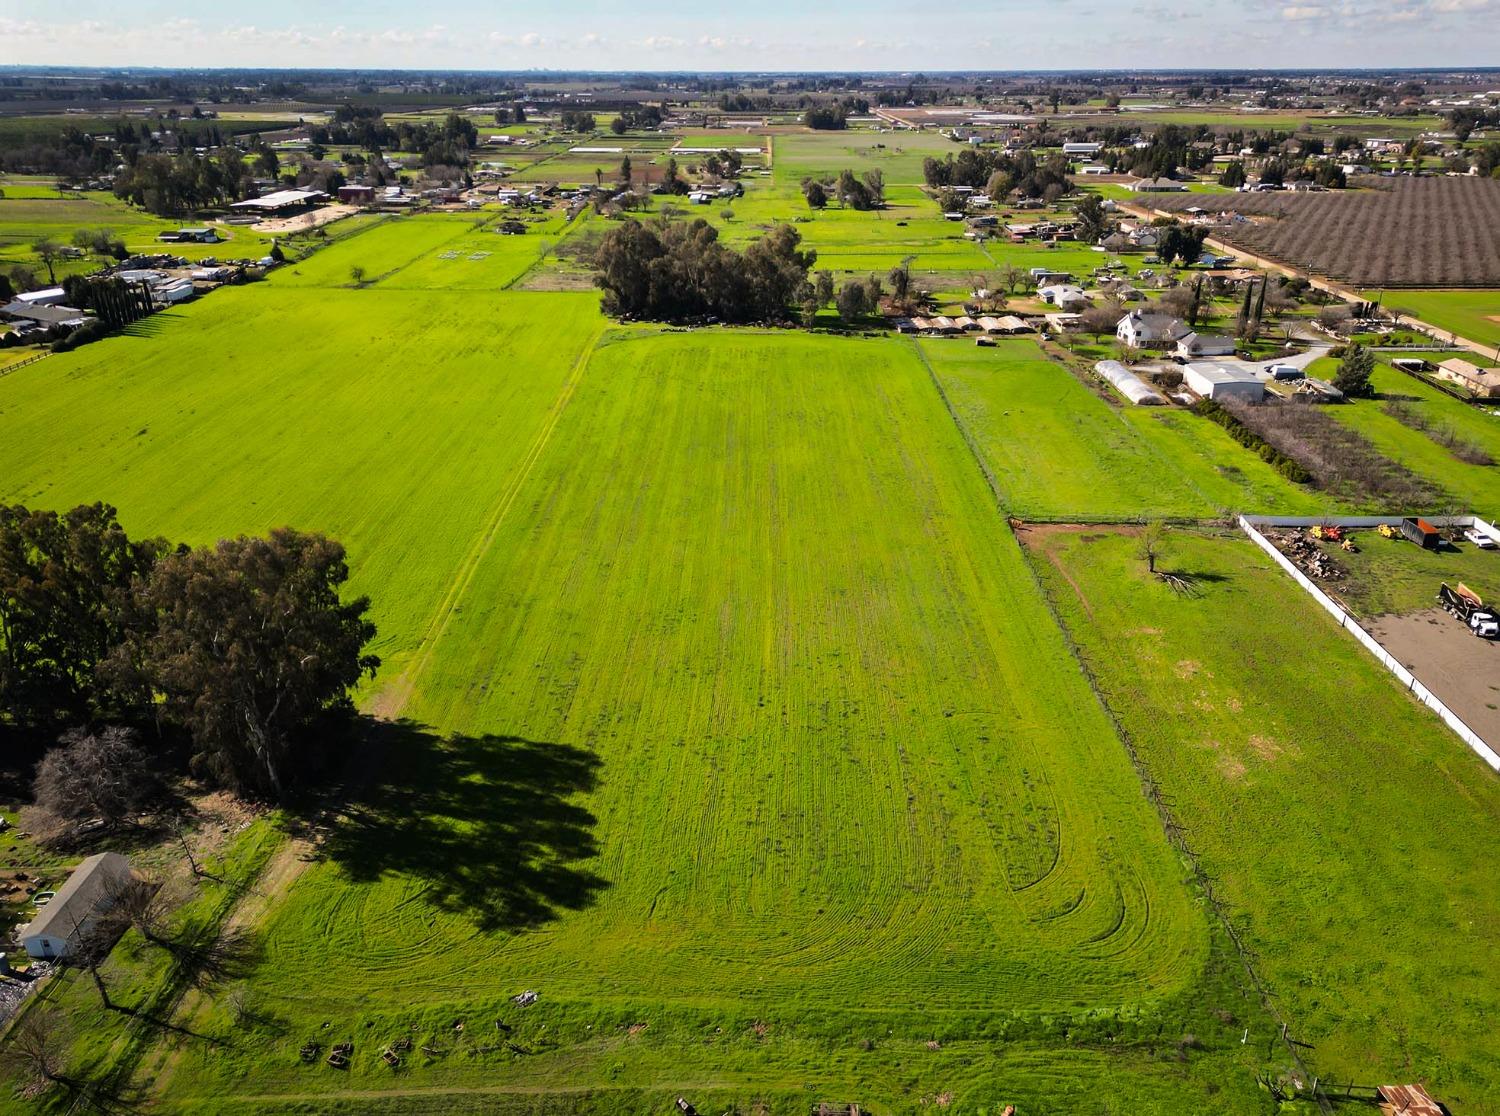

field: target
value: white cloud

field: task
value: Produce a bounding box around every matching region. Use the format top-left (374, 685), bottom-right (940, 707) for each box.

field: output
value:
top-left (1280, 5), bottom-right (1327, 19)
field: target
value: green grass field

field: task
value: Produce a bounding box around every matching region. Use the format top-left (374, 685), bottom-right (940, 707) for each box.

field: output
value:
top-left (1364, 289), bottom-right (1500, 351)
top-left (1305, 355), bottom-right (1500, 518)
top-left (919, 338), bottom-right (1331, 519)
top-left (0, 322), bottom-right (1282, 1114)
top-left (2, 124), bottom-right (1497, 1115)
top-left (1029, 527), bottom-right (1500, 1114)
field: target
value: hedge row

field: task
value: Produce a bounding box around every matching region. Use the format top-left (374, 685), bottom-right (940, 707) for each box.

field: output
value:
top-left (1193, 399), bottom-right (1313, 484)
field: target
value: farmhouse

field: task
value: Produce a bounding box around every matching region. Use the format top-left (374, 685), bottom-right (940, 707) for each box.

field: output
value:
top-left (0, 300), bottom-right (88, 328)
top-left (1116, 310), bottom-right (1188, 348)
top-left (1128, 177), bottom-right (1188, 192)
top-left (1176, 332), bottom-right (1237, 358)
top-left (19, 852), bottom-right (132, 960)
top-left (1435, 357), bottom-right (1500, 398)
top-left (1184, 362), bottom-right (1265, 401)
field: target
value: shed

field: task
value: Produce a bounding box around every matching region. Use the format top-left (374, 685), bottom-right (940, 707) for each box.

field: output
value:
top-left (338, 185), bottom-right (376, 204)
top-left (1094, 361), bottom-right (1165, 406)
top-left (1377, 1084), bottom-right (1443, 1116)
top-left (1184, 363), bottom-right (1265, 401)
top-left (15, 287), bottom-right (66, 306)
top-left (20, 852), bottom-right (132, 960)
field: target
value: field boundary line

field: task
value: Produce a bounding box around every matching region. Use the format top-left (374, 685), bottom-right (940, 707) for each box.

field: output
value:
top-left (371, 323), bottom-right (604, 717)
top-left (912, 337), bottom-right (1327, 1105)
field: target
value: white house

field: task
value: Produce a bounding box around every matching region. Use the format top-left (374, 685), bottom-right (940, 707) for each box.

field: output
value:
top-left (1184, 363), bottom-right (1265, 401)
top-left (1062, 142), bottom-right (1104, 157)
top-left (1128, 177), bottom-right (1188, 192)
top-left (1116, 310), bottom-right (1188, 348)
top-left (20, 852), bottom-right (132, 960)
top-left (1039, 284), bottom-right (1088, 310)
top-left (1176, 332), bottom-right (1237, 358)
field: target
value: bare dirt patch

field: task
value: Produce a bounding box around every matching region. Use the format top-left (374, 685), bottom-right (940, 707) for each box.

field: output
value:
top-left (245, 203), bottom-right (359, 235)
top-left (1364, 607), bottom-right (1500, 749)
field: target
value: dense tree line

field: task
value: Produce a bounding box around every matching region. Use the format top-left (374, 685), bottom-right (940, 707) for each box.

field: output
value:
top-left (593, 218), bottom-right (815, 324)
top-left (0, 504), bottom-right (379, 802)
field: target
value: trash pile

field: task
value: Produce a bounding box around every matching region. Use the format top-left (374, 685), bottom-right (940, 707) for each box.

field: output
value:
top-left (1267, 529), bottom-right (1347, 581)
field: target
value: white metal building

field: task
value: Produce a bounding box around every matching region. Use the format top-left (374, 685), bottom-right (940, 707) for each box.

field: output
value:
top-left (1184, 363), bottom-right (1265, 402)
top-left (20, 852), bottom-right (132, 960)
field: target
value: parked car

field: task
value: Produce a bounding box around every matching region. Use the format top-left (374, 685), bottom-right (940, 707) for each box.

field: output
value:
top-left (1463, 527), bottom-right (1497, 549)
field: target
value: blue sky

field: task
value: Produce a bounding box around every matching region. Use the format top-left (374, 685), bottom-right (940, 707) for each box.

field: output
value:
top-left (1, 0), bottom-right (1497, 71)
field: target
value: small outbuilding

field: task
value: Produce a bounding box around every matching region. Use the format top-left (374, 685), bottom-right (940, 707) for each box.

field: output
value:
top-left (20, 852), bottom-right (132, 960)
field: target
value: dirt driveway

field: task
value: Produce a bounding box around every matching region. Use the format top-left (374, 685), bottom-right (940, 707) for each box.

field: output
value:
top-left (1364, 607), bottom-right (1500, 749)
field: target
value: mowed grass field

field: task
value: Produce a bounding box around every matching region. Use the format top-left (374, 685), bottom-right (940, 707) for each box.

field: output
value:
top-left (0, 285), bottom-right (604, 678)
top-left (0, 315), bottom-right (1281, 1113)
top-left (4, 141), bottom-right (1498, 1113)
top-left (1029, 527), bottom-right (1500, 1113)
top-left (1364, 288), bottom-right (1500, 351)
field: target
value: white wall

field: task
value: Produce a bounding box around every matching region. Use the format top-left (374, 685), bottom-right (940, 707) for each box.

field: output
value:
top-left (1239, 516), bottom-right (1500, 772)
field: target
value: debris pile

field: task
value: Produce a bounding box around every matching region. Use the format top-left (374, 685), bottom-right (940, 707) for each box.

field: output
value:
top-left (1267, 529), bottom-right (1347, 582)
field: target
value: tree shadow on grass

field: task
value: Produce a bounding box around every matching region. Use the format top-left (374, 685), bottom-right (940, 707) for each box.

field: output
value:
top-left (314, 721), bottom-right (606, 933)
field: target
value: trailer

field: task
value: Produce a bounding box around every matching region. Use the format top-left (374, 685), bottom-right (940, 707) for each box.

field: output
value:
top-left (1437, 582), bottom-right (1500, 639)
top-left (1401, 517), bottom-right (1441, 550)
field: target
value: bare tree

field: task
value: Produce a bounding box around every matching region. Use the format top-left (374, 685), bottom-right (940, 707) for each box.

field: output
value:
top-left (0, 1010), bottom-right (71, 1089)
top-left (33, 726), bottom-right (161, 838)
top-left (104, 875), bottom-right (174, 949)
top-left (1139, 520), bottom-right (1168, 575)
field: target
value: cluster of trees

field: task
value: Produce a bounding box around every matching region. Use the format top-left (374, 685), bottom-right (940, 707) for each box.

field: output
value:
top-left (0, 504), bottom-right (379, 802)
top-left (801, 169), bottom-right (885, 210)
top-left (111, 150), bottom-right (257, 216)
top-left (592, 218), bottom-right (815, 324)
top-left (308, 110), bottom-right (478, 168)
top-left (1154, 223), bottom-right (1209, 267)
top-left (492, 105), bottom-right (528, 125)
top-left (803, 105), bottom-right (849, 130)
top-left (922, 148), bottom-right (1072, 201)
top-left (610, 106), bottom-right (664, 134)
top-left (558, 110), bottom-right (597, 133)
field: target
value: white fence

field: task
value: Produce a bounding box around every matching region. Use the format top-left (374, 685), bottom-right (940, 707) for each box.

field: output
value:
top-left (1239, 515), bottom-right (1500, 773)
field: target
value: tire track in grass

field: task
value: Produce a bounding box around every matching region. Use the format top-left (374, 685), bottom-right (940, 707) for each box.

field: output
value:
top-left (369, 322), bottom-right (604, 719)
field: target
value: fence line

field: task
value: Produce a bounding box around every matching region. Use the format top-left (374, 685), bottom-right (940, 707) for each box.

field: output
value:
top-left (0, 351), bottom-right (50, 376)
top-left (1239, 516), bottom-right (1500, 773)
